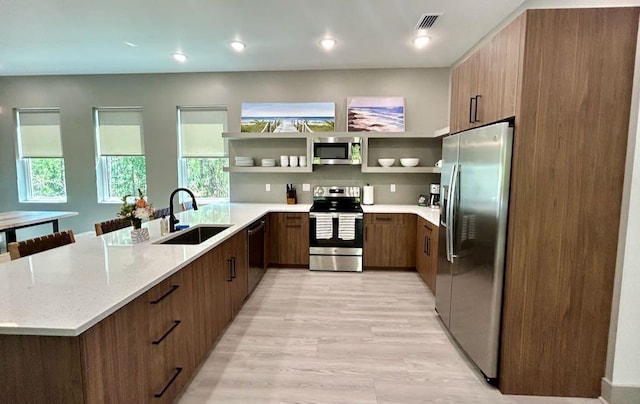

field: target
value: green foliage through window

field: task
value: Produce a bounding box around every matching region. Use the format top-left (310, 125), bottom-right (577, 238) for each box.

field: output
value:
top-left (184, 158), bottom-right (229, 200)
top-left (27, 158), bottom-right (67, 199)
top-left (104, 156), bottom-right (147, 199)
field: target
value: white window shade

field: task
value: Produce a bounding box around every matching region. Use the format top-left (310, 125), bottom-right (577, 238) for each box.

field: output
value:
top-left (180, 109), bottom-right (227, 157)
top-left (18, 110), bottom-right (63, 158)
top-left (98, 110), bottom-right (144, 156)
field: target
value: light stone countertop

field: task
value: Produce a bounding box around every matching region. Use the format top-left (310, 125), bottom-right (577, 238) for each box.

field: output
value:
top-left (0, 203), bottom-right (438, 337)
top-left (362, 204), bottom-right (441, 225)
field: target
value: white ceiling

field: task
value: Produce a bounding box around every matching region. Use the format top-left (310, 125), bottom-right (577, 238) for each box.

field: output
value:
top-left (0, 0), bottom-right (527, 76)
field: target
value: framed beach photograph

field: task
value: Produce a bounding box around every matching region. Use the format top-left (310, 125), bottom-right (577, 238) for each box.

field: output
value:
top-left (241, 102), bottom-right (335, 133)
top-left (347, 96), bottom-right (405, 132)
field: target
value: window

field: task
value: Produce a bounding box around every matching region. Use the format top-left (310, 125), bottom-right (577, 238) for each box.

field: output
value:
top-left (15, 108), bottom-right (67, 202)
top-left (94, 108), bottom-right (147, 202)
top-left (177, 107), bottom-right (229, 202)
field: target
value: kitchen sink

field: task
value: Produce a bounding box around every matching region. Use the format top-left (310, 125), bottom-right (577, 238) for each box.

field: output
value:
top-left (157, 225), bottom-right (232, 245)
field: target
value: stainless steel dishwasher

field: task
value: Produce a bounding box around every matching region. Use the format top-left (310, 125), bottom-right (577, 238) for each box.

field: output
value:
top-left (247, 218), bottom-right (266, 294)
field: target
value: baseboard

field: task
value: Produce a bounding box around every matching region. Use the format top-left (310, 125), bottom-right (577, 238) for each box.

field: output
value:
top-left (601, 377), bottom-right (640, 404)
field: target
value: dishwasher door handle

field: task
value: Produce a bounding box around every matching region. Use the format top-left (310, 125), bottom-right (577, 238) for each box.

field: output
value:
top-left (247, 220), bottom-right (265, 235)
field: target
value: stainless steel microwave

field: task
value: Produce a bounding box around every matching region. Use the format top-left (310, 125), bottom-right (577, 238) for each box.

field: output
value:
top-left (312, 137), bottom-right (361, 165)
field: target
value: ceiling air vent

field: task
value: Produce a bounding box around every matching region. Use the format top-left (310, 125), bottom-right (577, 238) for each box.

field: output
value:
top-left (415, 13), bottom-right (442, 30)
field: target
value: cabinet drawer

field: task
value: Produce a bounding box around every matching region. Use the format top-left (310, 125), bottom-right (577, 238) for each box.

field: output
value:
top-left (140, 274), bottom-right (188, 347)
top-left (148, 318), bottom-right (191, 404)
top-left (282, 213), bottom-right (305, 221)
top-left (269, 212), bottom-right (309, 267)
top-left (364, 213), bottom-right (411, 225)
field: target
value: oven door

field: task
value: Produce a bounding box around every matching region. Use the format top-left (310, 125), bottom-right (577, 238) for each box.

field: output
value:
top-left (309, 212), bottom-right (364, 249)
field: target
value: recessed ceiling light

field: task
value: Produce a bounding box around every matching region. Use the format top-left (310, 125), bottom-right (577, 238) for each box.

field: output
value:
top-left (173, 53), bottom-right (187, 62)
top-left (319, 38), bottom-right (336, 50)
top-left (124, 41), bottom-right (138, 47)
top-left (230, 41), bottom-right (246, 51)
top-left (413, 35), bottom-right (431, 48)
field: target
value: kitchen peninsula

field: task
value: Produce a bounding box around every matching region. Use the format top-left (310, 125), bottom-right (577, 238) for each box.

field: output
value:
top-left (0, 203), bottom-right (439, 403)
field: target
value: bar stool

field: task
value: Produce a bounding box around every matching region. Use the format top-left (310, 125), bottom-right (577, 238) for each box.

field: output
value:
top-left (7, 230), bottom-right (76, 260)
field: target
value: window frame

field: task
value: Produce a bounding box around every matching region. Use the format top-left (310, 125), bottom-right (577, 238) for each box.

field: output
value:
top-left (177, 106), bottom-right (230, 204)
top-left (14, 108), bottom-right (68, 203)
top-left (94, 107), bottom-right (147, 204)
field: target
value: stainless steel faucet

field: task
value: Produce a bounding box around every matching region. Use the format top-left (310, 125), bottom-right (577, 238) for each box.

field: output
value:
top-left (169, 188), bottom-right (198, 232)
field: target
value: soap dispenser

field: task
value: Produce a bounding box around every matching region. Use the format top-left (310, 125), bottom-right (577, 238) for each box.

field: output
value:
top-left (160, 216), bottom-right (169, 236)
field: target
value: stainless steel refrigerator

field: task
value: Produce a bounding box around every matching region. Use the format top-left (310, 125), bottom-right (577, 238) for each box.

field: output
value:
top-left (436, 122), bottom-right (513, 382)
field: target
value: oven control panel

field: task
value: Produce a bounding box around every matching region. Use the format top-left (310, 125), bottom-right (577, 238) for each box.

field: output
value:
top-left (313, 186), bottom-right (360, 198)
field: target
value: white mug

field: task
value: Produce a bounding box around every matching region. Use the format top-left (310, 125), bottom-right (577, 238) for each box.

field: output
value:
top-left (289, 155), bottom-right (298, 167)
top-left (280, 155), bottom-right (289, 167)
top-left (299, 155), bottom-right (307, 167)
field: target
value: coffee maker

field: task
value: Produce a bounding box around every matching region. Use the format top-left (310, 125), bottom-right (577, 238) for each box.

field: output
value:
top-left (429, 183), bottom-right (440, 207)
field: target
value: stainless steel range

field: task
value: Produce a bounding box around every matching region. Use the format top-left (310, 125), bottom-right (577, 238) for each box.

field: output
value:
top-left (309, 186), bottom-right (364, 272)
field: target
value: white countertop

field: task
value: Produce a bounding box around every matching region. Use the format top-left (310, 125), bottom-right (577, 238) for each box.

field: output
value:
top-left (362, 204), bottom-right (440, 224)
top-left (0, 203), bottom-right (437, 337)
top-left (0, 211), bottom-right (78, 231)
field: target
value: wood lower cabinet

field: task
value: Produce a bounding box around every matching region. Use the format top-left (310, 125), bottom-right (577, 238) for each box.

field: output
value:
top-left (269, 212), bottom-right (309, 267)
top-left (364, 213), bottom-right (416, 269)
top-left (0, 335), bottom-right (85, 403)
top-left (0, 229), bottom-right (251, 403)
top-left (223, 230), bottom-right (248, 318)
top-left (81, 269), bottom-right (195, 403)
top-left (415, 216), bottom-right (438, 294)
top-left (146, 270), bottom-right (194, 403)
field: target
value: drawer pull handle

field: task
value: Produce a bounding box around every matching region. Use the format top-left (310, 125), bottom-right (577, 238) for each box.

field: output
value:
top-left (154, 367), bottom-right (183, 398)
top-left (285, 216), bottom-right (302, 220)
top-left (375, 217), bottom-right (392, 221)
top-left (152, 320), bottom-right (181, 345)
top-left (231, 256), bottom-right (236, 279)
top-left (469, 97), bottom-right (475, 123)
top-left (285, 224), bottom-right (301, 228)
top-left (150, 285), bottom-right (180, 305)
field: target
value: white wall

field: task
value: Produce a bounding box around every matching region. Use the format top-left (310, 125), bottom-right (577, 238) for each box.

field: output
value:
top-left (0, 68), bottom-right (449, 234)
top-left (604, 16), bottom-right (640, 403)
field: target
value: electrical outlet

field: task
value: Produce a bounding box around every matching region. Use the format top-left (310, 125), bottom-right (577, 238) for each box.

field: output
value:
top-left (265, 184), bottom-right (270, 192)
top-left (303, 183), bottom-right (310, 192)
top-left (390, 184), bottom-right (396, 192)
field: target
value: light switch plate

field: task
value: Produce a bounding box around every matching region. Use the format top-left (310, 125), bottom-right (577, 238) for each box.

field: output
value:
top-left (303, 183), bottom-right (310, 192)
top-left (265, 184), bottom-right (271, 192)
top-left (390, 184), bottom-right (396, 192)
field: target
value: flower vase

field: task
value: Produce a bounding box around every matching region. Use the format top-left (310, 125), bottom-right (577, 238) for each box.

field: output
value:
top-left (131, 218), bottom-right (142, 229)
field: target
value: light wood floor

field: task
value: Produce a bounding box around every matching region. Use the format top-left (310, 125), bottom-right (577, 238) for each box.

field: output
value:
top-left (178, 269), bottom-right (602, 404)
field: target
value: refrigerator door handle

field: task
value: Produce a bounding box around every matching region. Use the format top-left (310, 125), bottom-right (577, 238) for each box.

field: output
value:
top-left (449, 163), bottom-right (460, 263)
top-left (445, 164), bottom-right (456, 262)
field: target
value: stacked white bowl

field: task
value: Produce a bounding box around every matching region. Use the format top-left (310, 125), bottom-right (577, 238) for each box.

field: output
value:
top-left (261, 159), bottom-right (276, 167)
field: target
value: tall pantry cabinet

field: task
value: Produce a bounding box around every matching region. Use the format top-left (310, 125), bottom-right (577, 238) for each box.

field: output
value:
top-left (449, 8), bottom-right (639, 398)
